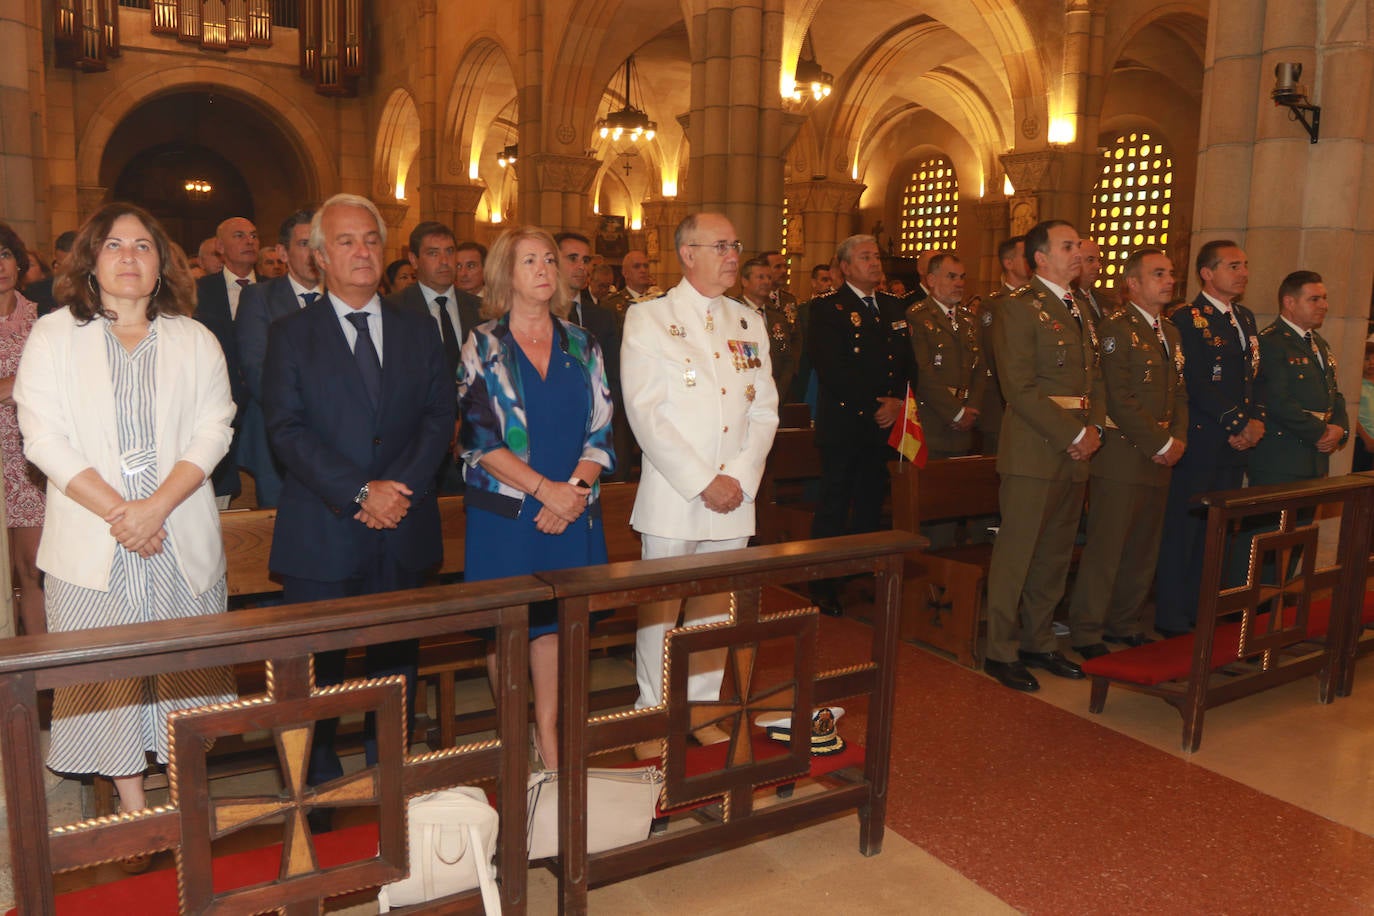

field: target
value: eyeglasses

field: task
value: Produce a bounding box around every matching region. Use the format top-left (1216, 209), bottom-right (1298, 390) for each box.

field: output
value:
top-left (684, 240), bottom-right (744, 256)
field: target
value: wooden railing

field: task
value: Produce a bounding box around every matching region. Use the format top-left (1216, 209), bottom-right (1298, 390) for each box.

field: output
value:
top-left (1085, 474), bottom-right (1374, 751)
top-left (0, 532), bottom-right (918, 914)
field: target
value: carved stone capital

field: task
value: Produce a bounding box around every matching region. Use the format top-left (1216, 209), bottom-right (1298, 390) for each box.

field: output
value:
top-left (373, 201), bottom-right (410, 229)
top-left (641, 199), bottom-right (689, 228)
top-left (784, 179), bottom-right (866, 213)
top-left (430, 182), bottom-right (486, 214)
top-left (519, 154), bottom-right (601, 194)
top-left (999, 150), bottom-right (1061, 196)
top-left (968, 198), bottom-right (1010, 232)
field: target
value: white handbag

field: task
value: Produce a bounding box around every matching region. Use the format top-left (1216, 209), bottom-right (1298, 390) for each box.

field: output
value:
top-left (377, 786), bottom-right (503, 914)
top-left (526, 766), bottom-right (664, 860)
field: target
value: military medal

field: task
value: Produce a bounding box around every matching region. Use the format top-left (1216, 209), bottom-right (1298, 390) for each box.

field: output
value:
top-left (933, 352), bottom-right (943, 368)
top-left (684, 367), bottom-right (697, 387)
top-left (1144, 368), bottom-right (1153, 382)
top-left (705, 311), bottom-right (714, 331)
top-left (1212, 363), bottom-right (1222, 382)
top-left (745, 384), bottom-right (756, 402)
top-left (1194, 314), bottom-right (1208, 329)
top-left (850, 312), bottom-right (862, 327)
top-left (668, 323), bottom-right (685, 337)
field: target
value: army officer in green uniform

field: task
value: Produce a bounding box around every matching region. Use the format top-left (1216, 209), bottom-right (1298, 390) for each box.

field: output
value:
top-left (983, 219), bottom-right (1106, 692)
top-left (1066, 249), bottom-right (1188, 658)
top-left (1249, 270), bottom-right (1348, 486)
top-left (906, 253), bottom-right (985, 459)
top-left (740, 257), bottom-right (803, 400)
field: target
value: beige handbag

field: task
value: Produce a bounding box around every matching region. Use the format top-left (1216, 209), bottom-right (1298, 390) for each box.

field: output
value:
top-left (377, 786), bottom-right (502, 914)
top-left (526, 766), bottom-right (664, 860)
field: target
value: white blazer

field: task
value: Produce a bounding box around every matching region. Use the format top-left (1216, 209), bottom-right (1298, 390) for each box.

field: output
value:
top-left (14, 308), bottom-right (235, 595)
top-left (621, 279), bottom-right (779, 541)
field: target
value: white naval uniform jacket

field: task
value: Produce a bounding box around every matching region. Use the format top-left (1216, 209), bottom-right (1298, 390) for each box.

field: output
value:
top-left (621, 278), bottom-right (780, 541)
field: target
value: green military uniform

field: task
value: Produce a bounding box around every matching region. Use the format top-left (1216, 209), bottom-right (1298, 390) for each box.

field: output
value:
top-left (601, 286), bottom-right (660, 333)
top-left (1067, 304), bottom-right (1188, 645)
top-left (984, 278), bottom-right (1106, 663)
top-left (1249, 318), bottom-right (1349, 485)
top-left (906, 296), bottom-right (986, 459)
top-left (599, 285), bottom-right (658, 480)
top-left (746, 295), bottom-right (804, 404)
top-left (973, 287), bottom-right (1012, 454)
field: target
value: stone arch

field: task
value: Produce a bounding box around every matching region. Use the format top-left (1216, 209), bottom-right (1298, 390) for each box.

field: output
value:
top-left (76, 64), bottom-right (335, 202)
top-left (1104, 2), bottom-right (1208, 77)
top-left (441, 35), bottom-right (518, 182)
top-left (375, 88), bottom-right (421, 201)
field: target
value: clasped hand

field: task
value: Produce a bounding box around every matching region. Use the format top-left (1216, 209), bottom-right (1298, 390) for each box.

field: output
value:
top-left (355, 480), bottom-right (412, 530)
top-left (701, 474), bottom-right (743, 514)
top-left (1066, 425), bottom-right (1101, 461)
top-left (105, 499), bottom-right (168, 558)
top-left (534, 480), bottom-right (587, 534)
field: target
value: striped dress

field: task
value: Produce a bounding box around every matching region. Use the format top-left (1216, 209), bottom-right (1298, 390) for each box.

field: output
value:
top-left (45, 322), bottom-right (236, 778)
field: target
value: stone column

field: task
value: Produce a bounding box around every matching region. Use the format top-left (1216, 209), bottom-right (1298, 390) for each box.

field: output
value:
top-left (784, 178), bottom-right (864, 269)
top-left (684, 0), bottom-right (786, 248)
top-left (374, 200), bottom-right (411, 263)
top-left (969, 197), bottom-right (1011, 295)
top-left (516, 153), bottom-right (601, 232)
top-left (431, 183), bottom-right (487, 242)
top-left (641, 198), bottom-right (690, 289)
top-left (76, 186), bottom-right (108, 222)
top-left (0, 0), bottom-right (49, 244)
top-left (1193, 0), bottom-right (1373, 472)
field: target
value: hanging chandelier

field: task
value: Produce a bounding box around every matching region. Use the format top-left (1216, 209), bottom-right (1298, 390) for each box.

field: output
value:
top-left (497, 144), bottom-right (518, 167)
top-left (789, 34), bottom-right (833, 102)
top-left (597, 55), bottom-right (657, 143)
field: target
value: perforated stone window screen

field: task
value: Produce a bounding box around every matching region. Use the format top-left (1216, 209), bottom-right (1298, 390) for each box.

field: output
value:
top-left (900, 157), bottom-right (959, 255)
top-left (1089, 132), bottom-right (1173, 280)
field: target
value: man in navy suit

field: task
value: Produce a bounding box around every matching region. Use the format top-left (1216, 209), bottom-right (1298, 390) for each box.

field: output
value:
top-left (383, 220), bottom-right (481, 493)
top-left (1153, 240), bottom-right (1265, 635)
top-left (807, 234), bottom-right (918, 615)
top-left (262, 194), bottom-right (454, 805)
top-left (235, 210), bottom-right (320, 508)
top-left (195, 215), bottom-right (260, 505)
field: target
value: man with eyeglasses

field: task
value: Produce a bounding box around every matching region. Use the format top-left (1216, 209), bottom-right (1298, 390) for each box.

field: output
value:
top-left (807, 234), bottom-right (918, 616)
top-left (620, 212), bottom-right (780, 757)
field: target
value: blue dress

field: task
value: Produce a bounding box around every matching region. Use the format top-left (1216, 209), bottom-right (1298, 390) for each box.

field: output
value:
top-left (464, 342), bottom-right (608, 637)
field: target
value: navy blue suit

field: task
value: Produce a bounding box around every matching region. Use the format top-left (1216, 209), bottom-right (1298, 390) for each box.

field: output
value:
top-left (384, 283), bottom-right (481, 494)
top-left (235, 276), bottom-right (313, 508)
top-left (194, 273), bottom-right (248, 499)
top-left (1154, 294), bottom-right (1265, 630)
top-left (263, 296), bottom-right (454, 783)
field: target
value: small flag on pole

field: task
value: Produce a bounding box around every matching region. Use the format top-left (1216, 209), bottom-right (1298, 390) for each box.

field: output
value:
top-left (887, 382), bottom-right (927, 467)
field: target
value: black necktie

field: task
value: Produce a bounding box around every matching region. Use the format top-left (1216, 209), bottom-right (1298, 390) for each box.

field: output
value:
top-left (1063, 293), bottom-right (1082, 329)
top-left (571, 295), bottom-right (584, 327)
top-left (235, 278), bottom-right (251, 289)
top-left (346, 312), bottom-right (382, 408)
top-left (434, 295), bottom-right (460, 367)
top-left (862, 295), bottom-right (877, 317)
top-left (301, 291), bottom-right (319, 308)
top-left (1304, 331), bottom-right (1324, 369)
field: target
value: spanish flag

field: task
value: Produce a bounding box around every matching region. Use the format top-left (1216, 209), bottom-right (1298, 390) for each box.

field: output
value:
top-left (886, 383), bottom-right (927, 467)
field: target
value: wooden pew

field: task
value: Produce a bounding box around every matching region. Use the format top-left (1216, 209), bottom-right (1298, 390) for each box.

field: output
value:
top-left (888, 456), bottom-right (999, 667)
top-left (755, 427), bottom-right (823, 545)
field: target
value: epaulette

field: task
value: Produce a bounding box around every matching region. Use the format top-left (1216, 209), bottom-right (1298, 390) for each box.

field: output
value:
top-left (725, 295), bottom-right (746, 307)
top-left (1260, 324), bottom-right (1276, 335)
top-left (1010, 284), bottom-right (1032, 297)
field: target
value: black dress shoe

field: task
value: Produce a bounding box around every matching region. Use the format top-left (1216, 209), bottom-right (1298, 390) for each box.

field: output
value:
top-left (1103, 633), bottom-right (1154, 647)
top-left (1155, 626), bottom-right (1191, 640)
top-left (983, 659), bottom-right (1040, 692)
top-left (1072, 642), bottom-right (1111, 660)
top-left (1017, 650), bottom-right (1085, 679)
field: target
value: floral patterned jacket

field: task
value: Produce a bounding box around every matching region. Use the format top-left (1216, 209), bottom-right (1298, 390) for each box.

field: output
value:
top-left (457, 315), bottom-right (615, 514)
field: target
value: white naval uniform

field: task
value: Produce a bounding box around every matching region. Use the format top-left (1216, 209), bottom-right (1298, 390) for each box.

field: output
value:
top-left (620, 278), bottom-right (780, 708)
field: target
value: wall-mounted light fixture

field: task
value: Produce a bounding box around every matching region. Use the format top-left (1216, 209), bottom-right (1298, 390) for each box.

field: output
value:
top-left (1272, 62), bottom-right (1320, 143)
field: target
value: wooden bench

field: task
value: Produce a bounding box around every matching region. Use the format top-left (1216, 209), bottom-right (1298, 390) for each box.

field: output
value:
top-left (1080, 475), bottom-right (1374, 751)
top-left (889, 456), bottom-right (999, 667)
top-left (756, 427), bottom-right (823, 545)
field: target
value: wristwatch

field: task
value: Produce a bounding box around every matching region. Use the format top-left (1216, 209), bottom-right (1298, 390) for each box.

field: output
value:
top-left (354, 483), bottom-right (370, 505)
top-left (569, 477), bottom-right (591, 490)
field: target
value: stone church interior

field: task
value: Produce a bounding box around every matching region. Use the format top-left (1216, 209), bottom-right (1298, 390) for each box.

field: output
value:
top-left (1, 0), bottom-right (1373, 912)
